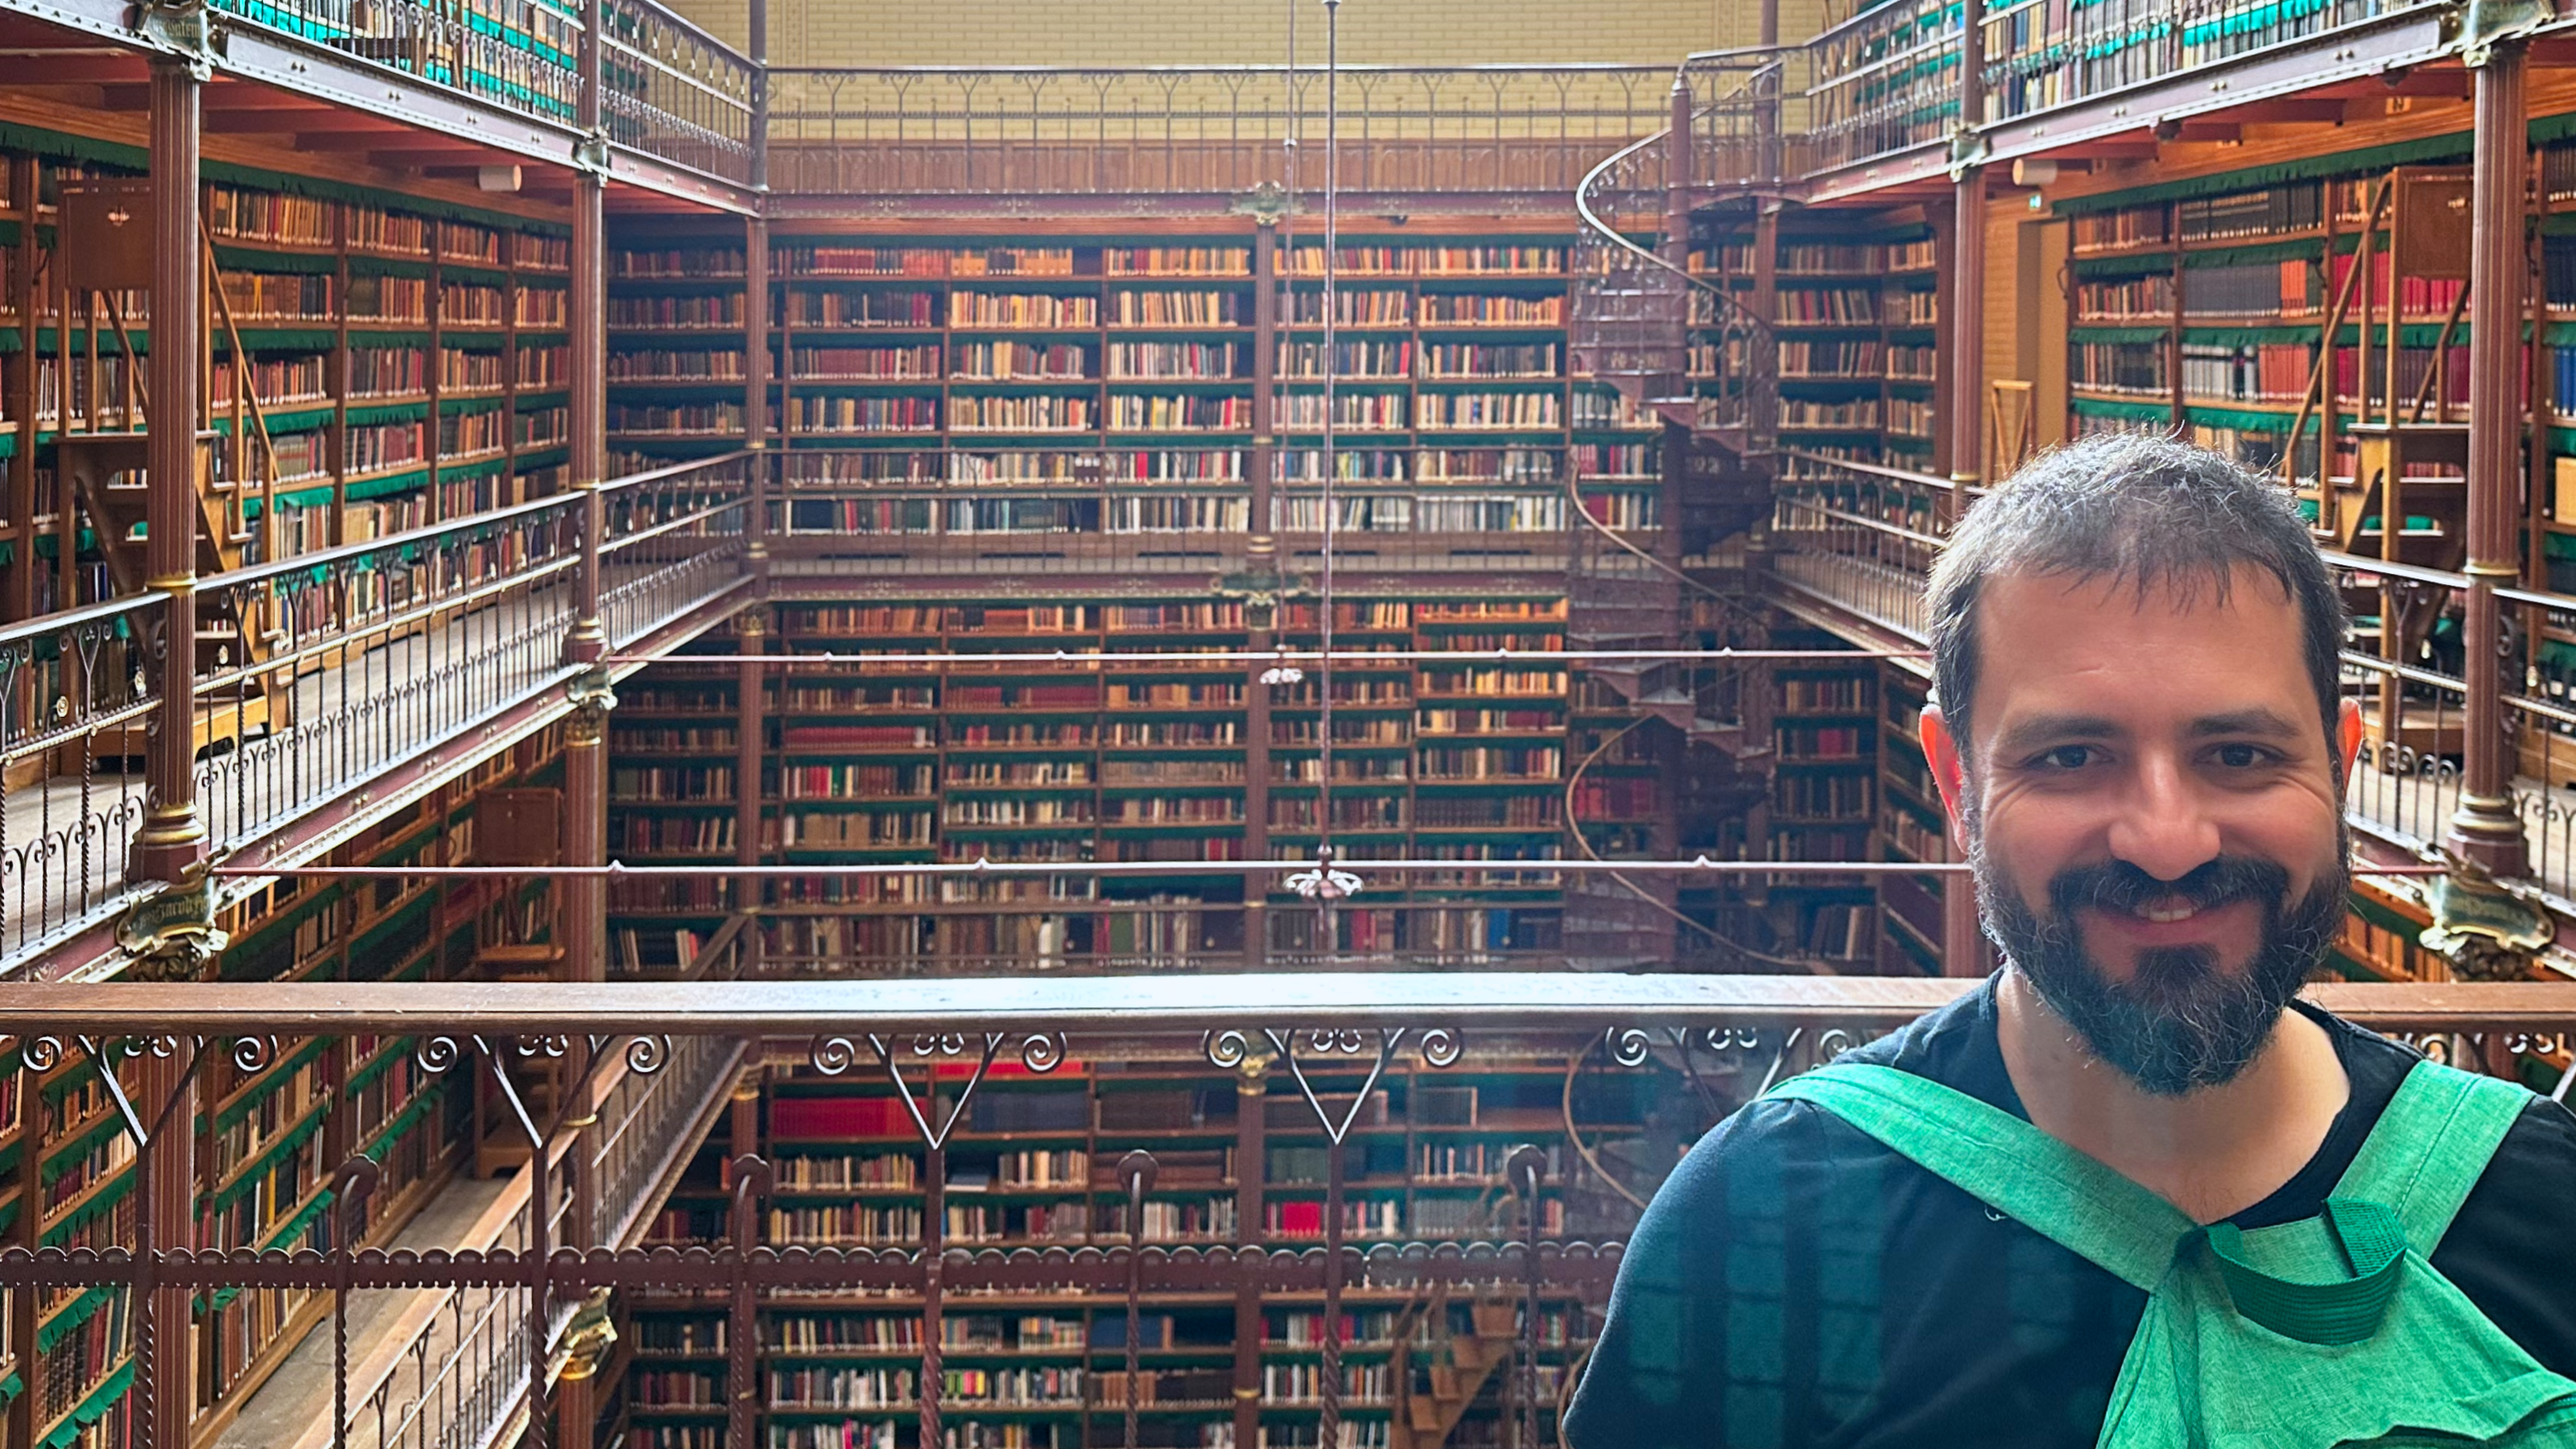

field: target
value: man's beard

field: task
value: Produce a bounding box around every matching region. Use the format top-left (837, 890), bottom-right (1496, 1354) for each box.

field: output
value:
top-left (1971, 828), bottom-right (2347, 1096)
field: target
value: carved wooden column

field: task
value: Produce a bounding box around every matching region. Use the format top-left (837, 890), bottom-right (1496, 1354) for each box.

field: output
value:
top-left (2446, 31), bottom-right (2532, 877)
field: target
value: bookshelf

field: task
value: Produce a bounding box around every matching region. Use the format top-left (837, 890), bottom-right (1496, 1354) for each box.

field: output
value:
top-left (610, 231), bottom-right (751, 469)
top-left (0, 135), bottom-right (574, 623)
top-left (1760, 634), bottom-right (1879, 968)
top-left (608, 594), bottom-right (1576, 973)
top-left (1690, 213), bottom-right (1940, 473)
top-left (619, 1051), bottom-right (1616, 1449)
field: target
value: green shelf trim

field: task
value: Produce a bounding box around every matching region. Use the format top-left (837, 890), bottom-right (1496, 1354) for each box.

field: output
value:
top-left (514, 445), bottom-right (572, 469)
top-left (0, 217), bottom-right (18, 246)
top-left (2330, 323), bottom-right (2467, 348)
top-left (39, 1111), bottom-right (127, 1187)
top-left (204, 1104), bottom-right (328, 1212)
top-left (441, 261), bottom-right (510, 284)
top-left (440, 456), bottom-right (510, 484)
top-left (228, 328), bottom-right (339, 351)
top-left (2068, 250), bottom-right (2175, 278)
top-left (208, 1038), bottom-right (331, 1135)
top-left (41, 1170), bottom-right (134, 1247)
top-left (439, 395), bottom-right (507, 417)
top-left (347, 254), bottom-right (434, 280)
top-left (241, 485), bottom-right (337, 520)
top-left (39, 1356), bottom-right (134, 1449)
top-left (0, 432), bottom-right (14, 463)
top-left (346, 469), bottom-right (431, 502)
top-left (444, 332), bottom-right (510, 353)
top-left (347, 328), bottom-right (434, 346)
top-left (0, 325), bottom-right (20, 353)
top-left (345, 1037), bottom-right (417, 1096)
top-left (37, 1284), bottom-right (114, 1355)
top-left (359, 1082), bottom-right (447, 1164)
top-left (514, 388), bottom-right (572, 407)
top-left (2068, 395), bottom-right (2175, 423)
top-left (0, 1370), bottom-right (16, 1406)
top-left (2065, 324), bottom-right (2171, 345)
top-left (34, 328), bottom-right (144, 354)
top-left (2178, 324), bottom-right (2324, 345)
top-left (2544, 322), bottom-right (2576, 347)
top-left (31, 527), bottom-right (102, 561)
top-left (2183, 403), bottom-right (2314, 434)
top-left (204, 1189), bottom-right (336, 1311)
top-left (213, 244), bottom-right (337, 275)
top-left (345, 400), bottom-right (431, 427)
top-left (350, 891), bottom-right (436, 960)
top-left (213, 405), bottom-right (336, 436)
top-left (0, 1195), bottom-right (17, 1242)
top-left (2182, 238), bottom-right (2325, 271)
top-left (2054, 131), bottom-right (2477, 214)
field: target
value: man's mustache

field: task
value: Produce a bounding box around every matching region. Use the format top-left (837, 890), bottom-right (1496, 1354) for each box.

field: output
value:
top-left (2046, 855), bottom-right (2293, 920)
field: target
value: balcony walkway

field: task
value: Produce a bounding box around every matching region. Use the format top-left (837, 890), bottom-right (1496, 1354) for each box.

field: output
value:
top-left (0, 549), bottom-right (749, 976)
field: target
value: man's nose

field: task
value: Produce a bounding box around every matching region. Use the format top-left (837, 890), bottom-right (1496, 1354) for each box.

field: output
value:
top-left (2103, 750), bottom-right (2222, 884)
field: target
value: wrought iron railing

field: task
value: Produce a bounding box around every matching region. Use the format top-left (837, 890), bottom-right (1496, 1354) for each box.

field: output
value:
top-left (601, 0), bottom-right (760, 184)
top-left (0, 453), bottom-right (753, 975)
top-left (762, 64), bottom-right (1675, 198)
top-left (200, 0), bottom-right (753, 184)
top-left (0, 976), bottom-right (2564, 1449)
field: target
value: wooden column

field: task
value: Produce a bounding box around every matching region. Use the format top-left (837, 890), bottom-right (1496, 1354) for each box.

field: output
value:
top-left (1231, 1058), bottom-right (1269, 1449)
top-left (744, 212), bottom-right (770, 579)
top-left (1244, 218), bottom-right (1278, 968)
top-left (139, 1047), bottom-right (200, 1449)
top-left (562, 0), bottom-right (610, 996)
top-left (736, 609), bottom-right (766, 942)
top-left (2448, 37), bottom-right (2532, 876)
top-left (135, 55), bottom-right (209, 883)
top-left (1943, 0), bottom-right (1986, 519)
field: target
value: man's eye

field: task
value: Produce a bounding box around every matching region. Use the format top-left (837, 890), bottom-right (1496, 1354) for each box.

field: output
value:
top-left (2039, 745), bottom-right (2094, 770)
top-left (2214, 743), bottom-right (2269, 769)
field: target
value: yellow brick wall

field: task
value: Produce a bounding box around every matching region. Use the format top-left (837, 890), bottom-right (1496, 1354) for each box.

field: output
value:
top-left (670, 0), bottom-right (1836, 68)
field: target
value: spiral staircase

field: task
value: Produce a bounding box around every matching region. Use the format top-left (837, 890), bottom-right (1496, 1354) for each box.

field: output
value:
top-left (1561, 64), bottom-right (1785, 970)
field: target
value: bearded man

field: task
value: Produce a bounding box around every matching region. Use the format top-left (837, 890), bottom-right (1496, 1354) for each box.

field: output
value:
top-left (1562, 435), bottom-right (2576, 1447)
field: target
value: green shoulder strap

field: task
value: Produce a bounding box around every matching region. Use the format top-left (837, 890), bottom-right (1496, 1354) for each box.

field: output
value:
top-left (2330, 1059), bottom-right (2533, 1254)
top-left (1765, 1062), bottom-right (2194, 1291)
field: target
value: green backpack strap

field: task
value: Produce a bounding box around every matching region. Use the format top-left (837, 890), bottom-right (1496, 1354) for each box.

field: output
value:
top-left (1765, 1062), bottom-right (2195, 1292)
top-left (2330, 1059), bottom-right (2533, 1254)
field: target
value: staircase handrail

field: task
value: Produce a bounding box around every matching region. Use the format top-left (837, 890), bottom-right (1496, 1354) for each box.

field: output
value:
top-left (1571, 64), bottom-right (1783, 453)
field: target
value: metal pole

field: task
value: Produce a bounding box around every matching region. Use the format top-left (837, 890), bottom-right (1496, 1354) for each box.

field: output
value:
top-left (563, 0), bottom-right (611, 989)
top-left (1944, 0), bottom-right (1987, 519)
top-left (2449, 37), bottom-right (2532, 876)
top-left (135, 55), bottom-right (208, 885)
top-left (1245, 219), bottom-right (1278, 968)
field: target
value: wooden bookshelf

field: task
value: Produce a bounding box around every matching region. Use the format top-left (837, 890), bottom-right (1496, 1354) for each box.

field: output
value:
top-left (618, 1053), bottom-right (1609, 1449)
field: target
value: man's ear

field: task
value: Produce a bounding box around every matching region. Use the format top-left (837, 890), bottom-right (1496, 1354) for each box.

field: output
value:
top-left (1920, 705), bottom-right (1970, 857)
top-left (2338, 696), bottom-right (2362, 786)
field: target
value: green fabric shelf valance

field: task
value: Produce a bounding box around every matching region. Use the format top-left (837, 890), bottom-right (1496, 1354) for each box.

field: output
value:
top-left (347, 254), bottom-right (435, 280)
top-left (2184, 403), bottom-right (2313, 434)
top-left (208, 1039), bottom-right (331, 1135)
top-left (228, 328), bottom-right (339, 353)
top-left (202, 1110), bottom-right (328, 1214)
top-left (2054, 132), bottom-right (2478, 215)
top-left (345, 401), bottom-right (431, 427)
top-left (39, 1112), bottom-right (129, 1187)
top-left (42, 1170), bottom-right (135, 1247)
top-left (37, 1285), bottom-right (114, 1356)
top-left (358, 1082), bottom-right (448, 1164)
top-left (345, 469), bottom-right (430, 502)
top-left (203, 1188), bottom-right (337, 1312)
top-left (2069, 396), bottom-right (2174, 423)
top-left (213, 244), bottom-right (338, 275)
top-left (2067, 324), bottom-right (2171, 344)
top-left (39, 1357), bottom-right (134, 1449)
top-left (2183, 237), bottom-right (2325, 270)
top-left (2182, 324), bottom-right (2325, 345)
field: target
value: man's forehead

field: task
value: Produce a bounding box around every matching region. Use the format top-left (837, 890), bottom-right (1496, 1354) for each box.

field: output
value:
top-left (1970, 564), bottom-right (2312, 741)
top-left (1978, 560), bottom-right (2297, 617)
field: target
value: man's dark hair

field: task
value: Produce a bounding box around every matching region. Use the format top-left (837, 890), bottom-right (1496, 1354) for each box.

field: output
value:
top-left (1926, 431), bottom-right (2346, 777)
